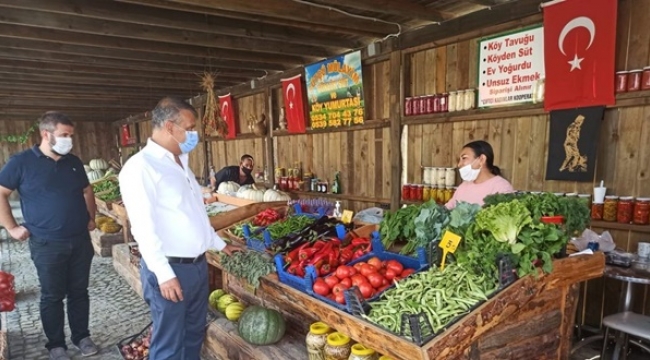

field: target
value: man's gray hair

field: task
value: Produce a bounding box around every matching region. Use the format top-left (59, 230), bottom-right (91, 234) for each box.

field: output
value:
top-left (38, 111), bottom-right (74, 132)
top-left (151, 97), bottom-right (198, 128)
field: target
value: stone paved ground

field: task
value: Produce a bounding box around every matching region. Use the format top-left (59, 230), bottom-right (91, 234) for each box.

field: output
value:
top-left (2, 201), bottom-right (151, 360)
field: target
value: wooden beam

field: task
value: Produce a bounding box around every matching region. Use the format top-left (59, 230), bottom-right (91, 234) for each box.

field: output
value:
top-left (465, 0), bottom-right (499, 6)
top-left (319, 0), bottom-right (445, 22)
top-left (0, 6), bottom-right (331, 58)
top-left (119, 0), bottom-right (381, 38)
top-left (0, 81), bottom-right (193, 99)
top-left (0, 47), bottom-right (271, 77)
top-left (0, 37), bottom-right (290, 72)
top-left (0, 90), bottom-right (162, 102)
top-left (3, 104), bottom-right (148, 113)
top-left (0, 24), bottom-right (306, 65)
top-left (388, 45), bottom-right (402, 212)
top-left (0, 0), bottom-right (360, 50)
top-left (0, 98), bottom-right (156, 109)
top-left (0, 111), bottom-right (125, 122)
top-left (399, 0), bottom-right (542, 50)
top-left (162, 0), bottom-right (398, 36)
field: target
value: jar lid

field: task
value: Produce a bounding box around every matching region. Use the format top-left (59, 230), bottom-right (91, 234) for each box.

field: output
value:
top-left (379, 356), bottom-right (394, 360)
top-left (644, 66), bottom-right (650, 70)
top-left (605, 195), bottom-right (619, 199)
top-left (630, 69), bottom-right (643, 72)
top-left (616, 71), bottom-right (628, 74)
top-left (326, 332), bottom-right (350, 346)
top-left (620, 196), bottom-right (634, 200)
top-left (553, 192), bottom-right (565, 196)
top-left (637, 197), bottom-right (650, 201)
top-left (309, 322), bottom-right (331, 335)
top-left (578, 194), bottom-right (591, 198)
top-left (351, 344), bottom-right (376, 356)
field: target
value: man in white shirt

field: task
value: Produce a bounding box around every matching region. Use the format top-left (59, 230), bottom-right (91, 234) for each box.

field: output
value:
top-left (119, 97), bottom-right (241, 359)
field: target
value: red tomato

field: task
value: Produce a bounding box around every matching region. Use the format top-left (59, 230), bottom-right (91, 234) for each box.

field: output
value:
top-left (366, 272), bottom-right (384, 289)
top-left (357, 282), bottom-right (374, 299)
top-left (379, 268), bottom-right (387, 276)
top-left (324, 276), bottom-right (339, 288)
top-left (378, 284), bottom-right (390, 293)
top-left (359, 264), bottom-right (377, 277)
top-left (384, 269), bottom-right (398, 281)
top-left (347, 266), bottom-right (358, 276)
top-left (381, 277), bottom-right (389, 286)
top-left (401, 268), bottom-right (415, 278)
top-left (385, 260), bottom-right (404, 274)
top-left (312, 279), bottom-right (330, 296)
top-left (335, 293), bottom-right (346, 304)
top-left (353, 262), bottom-right (366, 271)
top-left (367, 257), bottom-right (383, 270)
top-left (351, 274), bottom-right (367, 287)
top-left (335, 266), bottom-right (352, 280)
top-left (339, 278), bottom-right (352, 288)
top-left (332, 283), bottom-right (349, 295)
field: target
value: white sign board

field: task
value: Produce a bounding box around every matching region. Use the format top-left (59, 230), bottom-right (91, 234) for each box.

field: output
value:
top-left (477, 26), bottom-right (545, 108)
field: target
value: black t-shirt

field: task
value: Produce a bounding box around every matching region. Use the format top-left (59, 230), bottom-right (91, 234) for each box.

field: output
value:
top-left (214, 165), bottom-right (254, 190)
top-left (0, 146), bottom-right (90, 239)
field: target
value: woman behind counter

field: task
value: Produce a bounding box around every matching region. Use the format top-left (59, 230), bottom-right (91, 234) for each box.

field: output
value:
top-left (445, 140), bottom-right (514, 209)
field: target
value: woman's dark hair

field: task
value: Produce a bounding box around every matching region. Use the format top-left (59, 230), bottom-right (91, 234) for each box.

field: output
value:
top-left (463, 140), bottom-right (501, 176)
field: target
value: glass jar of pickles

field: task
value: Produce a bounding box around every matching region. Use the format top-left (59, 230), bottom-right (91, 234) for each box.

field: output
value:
top-left (603, 196), bottom-right (619, 222)
top-left (423, 186), bottom-right (431, 201)
top-left (306, 322), bottom-right (332, 360)
top-left (591, 203), bottom-right (604, 220)
top-left (430, 186), bottom-right (438, 204)
top-left (324, 332), bottom-right (352, 360)
top-left (401, 184), bottom-right (411, 200)
top-left (633, 197), bottom-right (650, 225)
top-left (617, 196), bottom-right (634, 224)
top-left (443, 186), bottom-right (453, 203)
top-left (348, 344), bottom-right (377, 360)
top-left (436, 186), bottom-right (446, 204)
top-left (409, 185), bottom-right (419, 201)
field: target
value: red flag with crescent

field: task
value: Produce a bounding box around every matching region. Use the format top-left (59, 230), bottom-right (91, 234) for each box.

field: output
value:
top-left (218, 93), bottom-right (237, 139)
top-left (542, 0), bottom-right (617, 111)
top-left (281, 74), bottom-right (307, 134)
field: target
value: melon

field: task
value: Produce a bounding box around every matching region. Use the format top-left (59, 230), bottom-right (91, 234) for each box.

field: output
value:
top-left (225, 302), bottom-right (245, 321)
top-left (238, 306), bottom-right (286, 345)
top-left (217, 294), bottom-right (237, 313)
top-left (208, 289), bottom-right (226, 309)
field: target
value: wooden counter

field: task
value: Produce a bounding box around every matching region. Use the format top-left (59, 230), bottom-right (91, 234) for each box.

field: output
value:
top-left (205, 252), bottom-right (605, 360)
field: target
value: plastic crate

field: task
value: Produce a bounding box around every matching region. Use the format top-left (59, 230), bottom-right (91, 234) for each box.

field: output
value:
top-left (115, 322), bottom-right (152, 360)
top-left (305, 232), bottom-right (428, 313)
top-left (274, 254), bottom-right (318, 292)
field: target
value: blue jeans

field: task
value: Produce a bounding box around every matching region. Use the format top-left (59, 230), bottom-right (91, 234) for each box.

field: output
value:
top-left (141, 258), bottom-right (208, 360)
top-left (29, 233), bottom-right (94, 350)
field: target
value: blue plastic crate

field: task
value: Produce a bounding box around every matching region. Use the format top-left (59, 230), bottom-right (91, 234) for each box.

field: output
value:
top-left (274, 253), bottom-right (318, 292)
top-left (305, 232), bottom-right (429, 312)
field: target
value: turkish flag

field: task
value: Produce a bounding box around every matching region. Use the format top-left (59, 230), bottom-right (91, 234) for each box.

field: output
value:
top-left (218, 93), bottom-right (237, 139)
top-left (542, 0), bottom-right (617, 111)
top-left (281, 74), bottom-right (307, 134)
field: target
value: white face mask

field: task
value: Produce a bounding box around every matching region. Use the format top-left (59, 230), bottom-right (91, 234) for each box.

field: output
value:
top-left (459, 159), bottom-right (481, 182)
top-left (51, 136), bottom-right (73, 155)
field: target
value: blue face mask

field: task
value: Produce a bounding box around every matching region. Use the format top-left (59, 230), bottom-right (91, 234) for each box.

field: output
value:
top-left (172, 123), bottom-right (199, 154)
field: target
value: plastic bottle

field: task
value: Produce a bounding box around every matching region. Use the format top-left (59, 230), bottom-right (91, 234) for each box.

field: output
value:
top-left (333, 201), bottom-right (342, 218)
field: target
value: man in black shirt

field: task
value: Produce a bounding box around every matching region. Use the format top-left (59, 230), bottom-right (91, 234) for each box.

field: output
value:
top-left (212, 154), bottom-right (255, 190)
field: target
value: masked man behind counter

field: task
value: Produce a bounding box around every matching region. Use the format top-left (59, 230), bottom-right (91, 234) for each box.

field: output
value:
top-left (211, 155), bottom-right (255, 190)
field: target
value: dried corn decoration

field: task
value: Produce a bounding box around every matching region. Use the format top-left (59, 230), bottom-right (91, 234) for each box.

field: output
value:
top-left (201, 72), bottom-right (228, 137)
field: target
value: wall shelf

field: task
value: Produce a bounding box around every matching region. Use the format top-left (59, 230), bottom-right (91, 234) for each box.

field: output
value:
top-left (287, 190), bottom-right (389, 204)
top-left (590, 220), bottom-right (650, 234)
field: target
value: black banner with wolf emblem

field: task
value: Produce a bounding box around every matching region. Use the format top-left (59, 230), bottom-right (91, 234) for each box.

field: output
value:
top-left (545, 106), bottom-right (604, 182)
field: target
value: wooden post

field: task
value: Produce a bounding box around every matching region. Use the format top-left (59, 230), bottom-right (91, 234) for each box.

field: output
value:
top-left (389, 41), bottom-right (402, 211)
top-left (265, 87), bottom-right (276, 185)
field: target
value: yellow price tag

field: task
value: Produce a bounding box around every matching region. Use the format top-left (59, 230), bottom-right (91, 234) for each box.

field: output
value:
top-left (439, 230), bottom-right (462, 271)
top-left (341, 210), bottom-right (354, 224)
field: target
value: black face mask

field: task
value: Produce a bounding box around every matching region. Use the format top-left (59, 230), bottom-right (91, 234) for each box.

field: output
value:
top-left (241, 167), bottom-right (252, 176)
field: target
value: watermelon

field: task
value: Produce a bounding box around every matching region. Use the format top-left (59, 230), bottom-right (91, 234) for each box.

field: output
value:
top-left (209, 289), bottom-right (226, 309)
top-left (217, 294), bottom-right (237, 313)
top-left (225, 302), bottom-right (245, 321)
top-left (238, 306), bottom-right (286, 345)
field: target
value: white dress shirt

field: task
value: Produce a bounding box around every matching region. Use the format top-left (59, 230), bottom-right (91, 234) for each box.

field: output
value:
top-left (119, 138), bottom-right (227, 284)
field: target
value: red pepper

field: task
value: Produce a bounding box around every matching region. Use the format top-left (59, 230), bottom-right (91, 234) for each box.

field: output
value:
top-left (295, 265), bottom-right (305, 278)
top-left (299, 247), bottom-right (319, 261)
top-left (312, 240), bottom-right (327, 250)
top-left (328, 247), bottom-right (340, 268)
top-left (351, 237), bottom-right (370, 246)
top-left (286, 243), bottom-right (308, 264)
top-left (352, 248), bottom-right (366, 260)
top-left (287, 263), bottom-right (300, 275)
top-left (340, 248), bottom-right (353, 264)
top-left (329, 238), bottom-right (342, 247)
top-left (308, 250), bottom-right (331, 266)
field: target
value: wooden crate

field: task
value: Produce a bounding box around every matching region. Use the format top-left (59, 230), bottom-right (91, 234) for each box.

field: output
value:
top-left (205, 252), bottom-right (605, 360)
top-left (89, 229), bottom-right (123, 257)
top-left (112, 243), bottom-right (142, 298)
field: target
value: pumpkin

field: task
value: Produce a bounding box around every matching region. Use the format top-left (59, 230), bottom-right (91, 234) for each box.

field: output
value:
top-left (217, 181), bottom-right (240, 195)
top-left (209, 289), bottom-right (227, 309)
top-left (83, 165), bottom-right (92, 173)
top-left (237, 188), bottom-right (265, 202)
top-left (87, 169), bottom-right (105, 182)
top-left (238, 306), bottom-right (286, 345)
top-left (100, 221), bottom-right (121, 233)
top-left (263, 189), bottom-right (291, 202)
top-left (217, 294), bottom-right (237, 313)
top-left (89, 158), bottom-right (109, 170)
top-left (225, 302), bottom-right (245, 321)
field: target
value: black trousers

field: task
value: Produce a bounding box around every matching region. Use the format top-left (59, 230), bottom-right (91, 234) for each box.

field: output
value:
top-left (29, 232), bottom-right (94, 350)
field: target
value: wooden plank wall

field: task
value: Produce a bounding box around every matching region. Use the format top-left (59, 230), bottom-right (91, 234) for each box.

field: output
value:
top-left (273, 60), bottom-right (392, 212)
top-left (0, 120), bottom-right (116, 167)
top-left (405, 0), bottom-right (650, 328)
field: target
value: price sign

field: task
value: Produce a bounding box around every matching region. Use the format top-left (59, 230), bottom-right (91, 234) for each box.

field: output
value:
top-left (341, 210), bottom-right (354, 224)
top-left (439, 230), bottom-right (462, 271)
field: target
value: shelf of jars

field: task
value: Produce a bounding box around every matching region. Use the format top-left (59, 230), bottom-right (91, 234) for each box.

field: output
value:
top-left (589, 194), bottom-right (650, 233)
top-left (401, 167), bottom-right (458, 205)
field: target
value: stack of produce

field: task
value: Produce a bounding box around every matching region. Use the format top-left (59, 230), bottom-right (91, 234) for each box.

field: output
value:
top-left (86, 158), bottom-right (110, 182)
top-left (0, 271), bottom-right (15, 312)
top-left (216, 181), bottom-right (291, 202)
top-left (96, 216), bottom-right (121, 233)
top-left (251, 208), bottom-right (283, 227)
top-left (92, 177), bottom-right (121, 202)
top-left (284, 236), bottom-right (371, 278)
top-left (208, 289), bottom-right (247, 321)
top-left (311, 256), bottom-right (415, 305)
top-left (119, 325), bottom-right (152, 359)
top-left (219, 250), bottom-right (276, 288)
